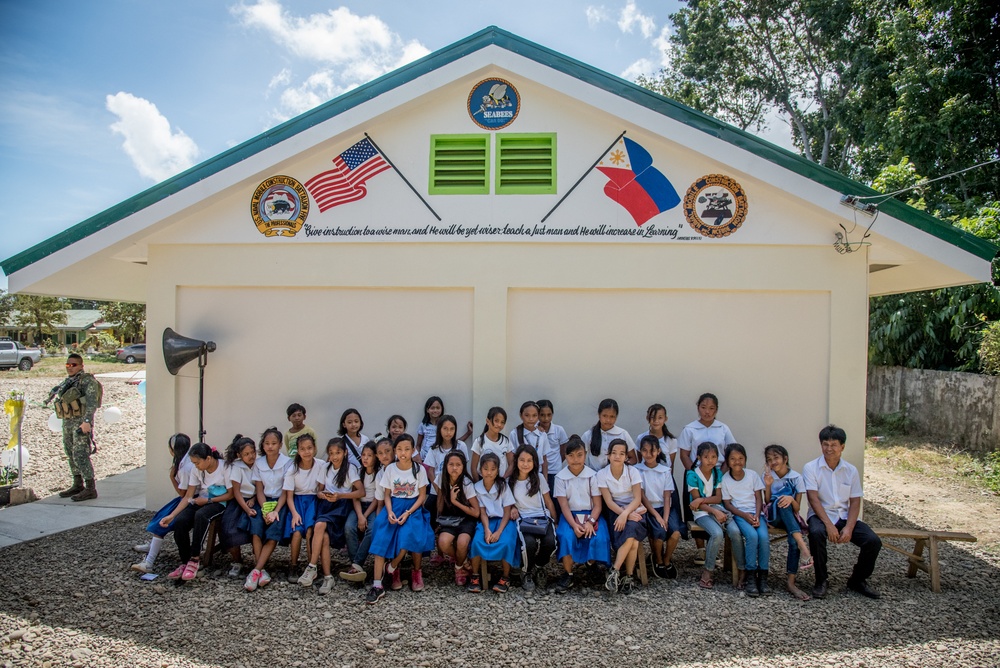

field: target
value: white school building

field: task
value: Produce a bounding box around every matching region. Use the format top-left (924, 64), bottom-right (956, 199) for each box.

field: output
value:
top-left (3, 27), bottom-right (995, 508)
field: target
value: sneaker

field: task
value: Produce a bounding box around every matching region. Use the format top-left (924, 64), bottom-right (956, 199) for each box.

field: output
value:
top-left (181, 559), bottom-right (200, 581)
top-left (605, 568), bottom-right (620, 592)
top-left (287, 565), bottom-right (300, 584)
top-left (664, 563), bottom-right (678, 579)
top-left (227, 563), bottom-right (243, 578)
top-left (338, 565), bottom-right (367, 583)
top-left (467, 574), bottom-right (483, 593)
top-left (131, 559), bottom-right (154, 574)
top-left (298, 564), bottom-right (318, 587)
top-left (132, 542), bottom-right (150, 554)
top-left (318, 575), bottom-right (335, 595)
top-left (365, 585), bottom-right (385, 604)
top-left (492, 576), bottom-right (510, 594)
top-left (167, 564), bottom-right (186, 580)
top-left (244, 569), bottom-right (262, 592)
top-left (389, 565), bottom-right (403, 591)
top-left (522, 570), bottom-right (535, 592)
top-left (454, 565), bottom-right (468, 586)
top-left (411, 569), bottom-right (424, 592)
top-left (652, 563), bottom-right (669, 579)
top-left (694, 548), bottom-right (706, 566)
top-left (553, 573), bottom-right (574, 594)
top-left (430, 553), bottom-right (446, 566)
top-left (620, 574), bottom-right (636, 594)
top-left (258, 570), bottom-right (272, 587)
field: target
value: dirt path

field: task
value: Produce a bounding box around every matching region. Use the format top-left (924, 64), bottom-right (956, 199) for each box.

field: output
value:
top-left (864, 450), bottom-right (1000, 553)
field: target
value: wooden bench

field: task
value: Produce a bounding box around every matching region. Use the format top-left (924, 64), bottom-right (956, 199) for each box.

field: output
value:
top-left (200, 517), bottom-right (222, 567)
top-left (478, 538), bottom-right (648, 590)
top-left (687, 521), bottom-right (976, 593)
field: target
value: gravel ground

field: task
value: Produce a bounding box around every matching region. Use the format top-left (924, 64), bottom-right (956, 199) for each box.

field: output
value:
top-left (1, 376), bottom-right (998, 667)
top-left (0, 376), bottom-right (146, 496)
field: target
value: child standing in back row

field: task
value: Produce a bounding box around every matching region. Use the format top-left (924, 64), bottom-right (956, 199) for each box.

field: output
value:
top-left (536, 399), bottom-right (568, 490)
top-left (470, 407), bottom-right (514, 480)
top-left (284, 403), bottom-right (317, 458)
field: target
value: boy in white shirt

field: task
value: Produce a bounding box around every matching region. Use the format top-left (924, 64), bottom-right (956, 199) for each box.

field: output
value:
top-left (803, 425), bottom-right (882, 599)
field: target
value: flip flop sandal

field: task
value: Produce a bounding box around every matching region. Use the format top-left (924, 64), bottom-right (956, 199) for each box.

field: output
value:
top-left (697, 576), bottom-right (714, 590)
top-left (799, 556), bottom-right (815, 571)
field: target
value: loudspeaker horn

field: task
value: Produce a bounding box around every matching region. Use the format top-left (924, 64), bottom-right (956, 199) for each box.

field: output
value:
top-left (162, 328), bottom-right (217, 375)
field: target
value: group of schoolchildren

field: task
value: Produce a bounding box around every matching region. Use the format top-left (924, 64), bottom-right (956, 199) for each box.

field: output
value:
top-left (131, 393), bottom-right (883, 604)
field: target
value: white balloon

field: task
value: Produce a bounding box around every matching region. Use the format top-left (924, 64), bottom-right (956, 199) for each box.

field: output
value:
top-left (1, 446), bottom-right (30, 470)
top-left (47, 413), bottom-right (62, 433)
top-left (103, 406), bottom-right (123, 424)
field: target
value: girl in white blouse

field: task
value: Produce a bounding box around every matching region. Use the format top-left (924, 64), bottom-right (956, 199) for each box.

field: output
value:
top-left (596, 439), bottom-right (647, 594)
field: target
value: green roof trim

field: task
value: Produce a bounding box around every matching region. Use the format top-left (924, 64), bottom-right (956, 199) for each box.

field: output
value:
top-left (3, 26), bottom-right (996, 276)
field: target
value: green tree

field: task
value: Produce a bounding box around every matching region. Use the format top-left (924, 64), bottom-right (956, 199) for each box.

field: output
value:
top-left (12, 295), bottom-right (67, 345)
top-left (98, 301), bottom-right (146, 343)
top-left (0, 289), bottom-right (13, 328)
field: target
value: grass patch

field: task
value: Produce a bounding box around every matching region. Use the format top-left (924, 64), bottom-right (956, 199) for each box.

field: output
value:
top-left (2, 355), bottom-right (144, 378)
top-left (866, 436), bottom-right (1000, 495)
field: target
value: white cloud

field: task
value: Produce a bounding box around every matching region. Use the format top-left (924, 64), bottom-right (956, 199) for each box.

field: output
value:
top-left (618, 0), bottom-right (656, 38)
top-left (621, 58), bottom-right (655, 80)
top-left (233, 0), bottom-right (429, 120)
top-left (268, 68), bottom-right (292, 90)
top-left (105, 92), bottom-right (199, 182)
top-left (585, 5), bottom-right (609, 27)
top-left (652, 25), bottom-right (672, 68)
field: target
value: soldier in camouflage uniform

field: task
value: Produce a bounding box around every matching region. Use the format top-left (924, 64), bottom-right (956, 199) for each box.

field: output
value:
top-left (48, 353), bottom-right (102, 501)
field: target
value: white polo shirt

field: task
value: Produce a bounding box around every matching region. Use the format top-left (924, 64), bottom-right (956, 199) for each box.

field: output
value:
top-left (471, 434), bottom-right (514, 476)
top-left (423, 441), bottom-right (470, 488)
top-left (635, 461), bottom-right (675, 509)
top-left (635, 431), bottom-right (679, 460)
top-left (553, 466), bottom-right (600, 513)
top-left (802, 455), bottom-right (863, 522)
top-left (539, 423), bottom-right (568, 474)
top-left (282, 460), bottom-right (326, 495)
top-left (251, 453), bottom-right (292, 498)
top-left (677, 419), bottom-right (736, 461)
top-left (322, 462), bottom-right (361, 495)
top-left (511, 476), bottom-right (550, 519)
top-left (509, 426), bottom-right (549, 462)
top-left (227, 460), bottom-right (256, 498)
top-left (596, 465), bottom-right (643, 506)
top-left (475, 479), bottom-right (516, 518)
top-left (581, 425), bottom-right (636, 471)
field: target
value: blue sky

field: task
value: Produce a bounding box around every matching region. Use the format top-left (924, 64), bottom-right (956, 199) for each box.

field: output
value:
top-left (0, 0), bottom-right (793, 291)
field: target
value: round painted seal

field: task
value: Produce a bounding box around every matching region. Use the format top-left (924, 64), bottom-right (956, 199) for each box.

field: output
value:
top-left (250, 176), bottom-right (310, 237)
top-left (467, 77), bottom-right (520, 130)
top-left (683, 174), bottom-right (748, 238)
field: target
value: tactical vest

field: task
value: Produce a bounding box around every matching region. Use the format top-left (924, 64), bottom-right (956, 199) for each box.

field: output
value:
top-left (54, 373), bottom-right (103, 420)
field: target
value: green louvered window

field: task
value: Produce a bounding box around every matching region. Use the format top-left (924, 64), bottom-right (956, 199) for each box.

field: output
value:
top-left (495, 133), bottom-right (556, 194)
top-left (429, 135), bottom-right (490, 194)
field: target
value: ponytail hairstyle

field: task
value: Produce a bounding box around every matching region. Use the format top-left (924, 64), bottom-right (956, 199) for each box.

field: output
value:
top-left (326, 438), bottom-right (351, 490)
top-left (724, 442), bottom-right (747, 468)
top-left (393, 432), bottom-right (421, 478)
top-left (293, 433), bottom-right (317, 471)
top-left (536, 399), bottom-right (554, 414)
top-left (589, 399), bottom-right (619, 457)
top-left (360, 440), bottom-right (380, 487)
top-left (338, 408), bottom-right (364, 436)
top-left (508, 444), bottom-right (541, 496)
top-left (639, 434), bottom-right (667, 464)
top-left (189, 442), bottom-right (222, 461)
top-left (258, 426), bottom-right (283, 456)
top-left (422, 396), bottom-right (444, 425)
top-left (477, 452), bottom-right (507, 493)
top-left (479, 406), bottom-right (509, 446)
top-left (225, 434), bottom-right (255, 466)
top-left (439, 451), bottom-right (473, 511)
top-left (516, 401), bottom-right (539, 447)
top-left (433, 414), bottom-right (459, 451)
top-left (645, 403), bottom-right (676, 439)
top-left (563, 434), bottom-right (586, 458)
top-left (168, 433), bottom-right (192, 478)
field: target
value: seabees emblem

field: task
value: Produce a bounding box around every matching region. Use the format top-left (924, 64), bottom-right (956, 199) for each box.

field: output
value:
top-left (251, 175), bottom-right (310, 237)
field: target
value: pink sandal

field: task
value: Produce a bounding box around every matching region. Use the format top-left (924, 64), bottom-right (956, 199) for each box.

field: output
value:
top-left (799, 556), bottom-right (814, 571)
top-left (697, 575), bottom-right (714, 590)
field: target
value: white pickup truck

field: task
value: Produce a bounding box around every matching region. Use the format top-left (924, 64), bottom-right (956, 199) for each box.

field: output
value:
top-left (0, 338), bottom-right (42, 371)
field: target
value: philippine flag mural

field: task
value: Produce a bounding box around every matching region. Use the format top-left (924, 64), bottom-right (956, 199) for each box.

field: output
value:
top-left (596, 137), bottom-right (680, 226)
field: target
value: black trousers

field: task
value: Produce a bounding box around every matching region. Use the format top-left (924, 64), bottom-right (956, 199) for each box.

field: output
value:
top-left (807, 515), bottom-right (881, 585)
top-left (172, 502), bottom-right (226, 562)
top-left (521, 523), bottom-right (557, 572)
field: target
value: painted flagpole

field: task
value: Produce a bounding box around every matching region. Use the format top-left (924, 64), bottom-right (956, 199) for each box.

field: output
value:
top-left (364, 133), bottom-right (441, 222)
top-left (540, 130), bottom-right (626, 223)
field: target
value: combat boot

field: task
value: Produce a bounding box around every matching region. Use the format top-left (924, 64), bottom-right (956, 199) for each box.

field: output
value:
top-left (71, 479), bottom-right (98, 502)
top-left (58, 475), bottom-right (84, 498)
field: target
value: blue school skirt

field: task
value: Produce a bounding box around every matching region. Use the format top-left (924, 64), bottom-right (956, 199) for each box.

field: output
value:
top-left (470, 517), bottom-right (521, 567)
top-left (556, 514), bottom-right (611, 566)
top-left (602, 508), bottom-right (648, 552)
top-left (283, 494), bottom-right (318, 539)
top-left (315, 498), bottom-right (353, 549)
top-left (219, 496), bottom-right (254, 548)
top-left (249, 496), bottom-right (287, 542)
top-left (146, 496), bottom-right (182, 537)
top-left (369, 497), bottom-right (435, 559)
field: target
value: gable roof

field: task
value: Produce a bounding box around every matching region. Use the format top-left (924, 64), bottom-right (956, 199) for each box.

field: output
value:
top-left (3, 25), bottom-right (996, 278)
